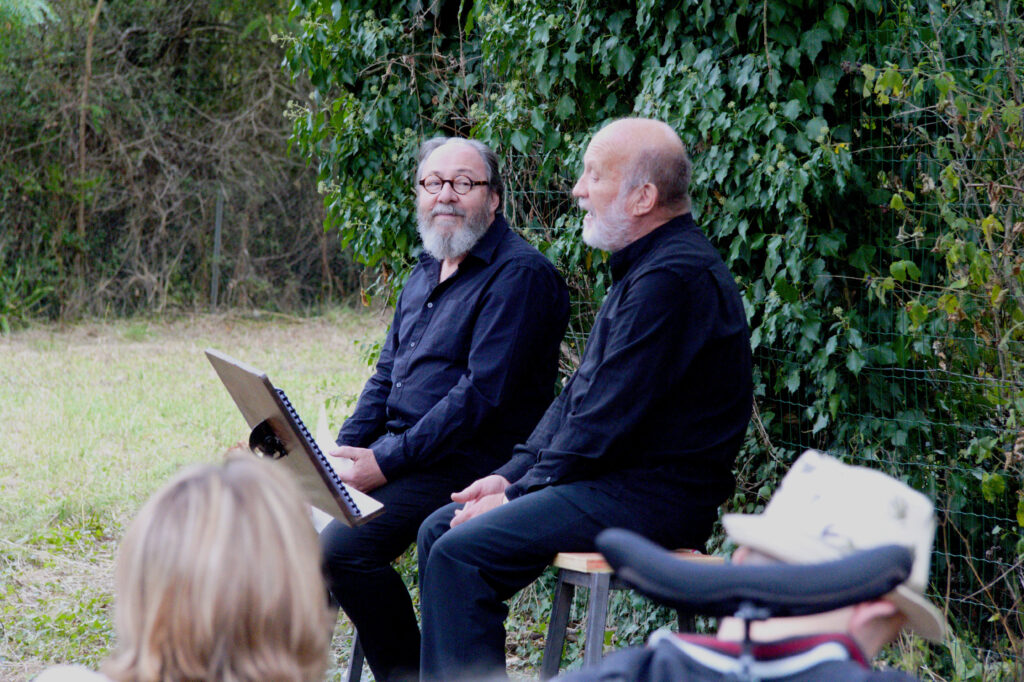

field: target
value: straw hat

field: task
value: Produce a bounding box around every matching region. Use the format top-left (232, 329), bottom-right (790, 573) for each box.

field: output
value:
top-left (722, 450), bottom-right (946, 641)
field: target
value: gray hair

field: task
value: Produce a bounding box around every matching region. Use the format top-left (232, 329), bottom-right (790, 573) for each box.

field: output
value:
top-left (415, 137), bottom-right (504, 206)
top-left (626, 146), bottom-right (692, 213)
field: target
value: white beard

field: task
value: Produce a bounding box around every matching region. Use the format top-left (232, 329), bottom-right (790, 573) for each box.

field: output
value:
top-left (581, 194), bottom-right (632, 252)
top-left (417, 203), bottom-right (492, 261)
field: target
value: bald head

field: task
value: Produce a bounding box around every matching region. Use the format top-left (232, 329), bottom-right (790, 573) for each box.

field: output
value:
top-left (573, 118), bottom-right (692, 252)
top-left (594, 118), bottom-right (691, 214)
top-left (591, 118), bottom-right (683, 150)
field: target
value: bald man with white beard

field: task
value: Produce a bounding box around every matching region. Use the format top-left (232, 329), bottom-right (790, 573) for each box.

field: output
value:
top-left (416, 119), bottom-right (754, 681)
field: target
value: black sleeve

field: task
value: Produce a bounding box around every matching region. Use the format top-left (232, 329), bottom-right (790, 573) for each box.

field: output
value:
top-left (506, 268), bottom-right (719, 497)
top-left (372, 263), bottom-right (567, 479)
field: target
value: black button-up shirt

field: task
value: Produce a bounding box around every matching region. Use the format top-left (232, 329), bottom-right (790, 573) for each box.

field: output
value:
top-left (338, 214), bottom-right (569, 480)
top-left (497, 214), bottom-right (752, 523)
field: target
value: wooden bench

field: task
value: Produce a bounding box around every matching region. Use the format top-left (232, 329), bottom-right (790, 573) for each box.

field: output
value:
top-left (344, 549), bottom-right (724, 682)
top-left (539, 550), bottom-right (725, 679)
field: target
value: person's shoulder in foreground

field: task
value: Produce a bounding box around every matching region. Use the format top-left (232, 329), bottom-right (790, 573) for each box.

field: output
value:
top-left (559, 633), bottom-right (919, 681)
top-left (558, 450), bottom-right (946, 682)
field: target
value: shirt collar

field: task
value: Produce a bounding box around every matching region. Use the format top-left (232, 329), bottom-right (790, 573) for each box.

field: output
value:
top-left (609, 213), bottom-right (696, 282)
top-left (467, 212), bottom-right (508, 264)
top-left (417, 212), bottom-right (508, 267)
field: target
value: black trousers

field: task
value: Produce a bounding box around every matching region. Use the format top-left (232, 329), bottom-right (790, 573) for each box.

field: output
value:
top-left (320, 462), bottom-right (481, 682)
top-left (416, 483), bottom-right (714, 682)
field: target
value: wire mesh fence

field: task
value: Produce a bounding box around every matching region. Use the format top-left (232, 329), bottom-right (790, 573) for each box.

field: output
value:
top-left (842, 2), bottom-right (1023, 671)
top-left (485, 1), bottom-right (1024, 675)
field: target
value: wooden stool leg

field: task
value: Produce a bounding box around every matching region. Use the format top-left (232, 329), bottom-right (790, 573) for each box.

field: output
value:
top-left (346, 630), bottom-right (364, 682)
top-left (582, 573), bottom-right (611, 668)
top-left (540, 570), bottom-right (576, 680)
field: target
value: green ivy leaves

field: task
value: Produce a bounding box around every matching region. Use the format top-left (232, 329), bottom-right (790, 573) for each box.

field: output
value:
top-left (283, 4), bottom-right (1024, 667)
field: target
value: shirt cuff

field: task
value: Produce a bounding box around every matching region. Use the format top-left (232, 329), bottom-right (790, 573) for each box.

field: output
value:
top-left (370, 433), bottom-right (408, 480)
top-left (493, 451), bottom-right (534, 486)
top-left (503, 468), bottom-right (553, 501)
top-left (504, 482), bottom-right (526, 500)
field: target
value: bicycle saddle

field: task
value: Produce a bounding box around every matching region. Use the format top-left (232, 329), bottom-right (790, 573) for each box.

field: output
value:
top-left (595, 528), bottom-right (913, 619)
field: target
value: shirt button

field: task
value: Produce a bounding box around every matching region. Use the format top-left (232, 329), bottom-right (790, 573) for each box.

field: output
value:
top-left (395, 381), bottom-right (403, 388)
top-left (426, 302), bottom-right (433, 308)
top-left (545, 476), bottom-right (552, 482)
top-left (410, 341), bottom-right (416, 348)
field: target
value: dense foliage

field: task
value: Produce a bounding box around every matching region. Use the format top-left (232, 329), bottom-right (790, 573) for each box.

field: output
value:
top-left (3, 0), bottom-right (1020, 676)
top-left (859, 5), bottom-right (1024, 670)
top-left (285, 0), bottom-right (1023, 676)
top-left (0, 0), bottom-right (354, 329)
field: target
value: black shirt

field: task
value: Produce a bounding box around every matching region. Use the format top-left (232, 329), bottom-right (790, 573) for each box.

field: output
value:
top-left (497, 213), bottom-right (752, 518)
top-left (338, 214), bottom-right (569, 480)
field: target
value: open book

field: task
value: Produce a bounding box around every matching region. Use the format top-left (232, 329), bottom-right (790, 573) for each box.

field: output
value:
top-left (205, 349), bottom-right (384, 527)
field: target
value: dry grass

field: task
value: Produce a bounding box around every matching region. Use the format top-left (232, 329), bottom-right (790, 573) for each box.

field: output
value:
top-left (0, 308), bottom-right (387, 680)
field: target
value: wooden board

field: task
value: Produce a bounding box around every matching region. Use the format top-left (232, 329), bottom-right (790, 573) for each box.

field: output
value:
top-left (205, 348), bottom-right (384, 527)
top-left (553, 549), bottom-right (725, 574)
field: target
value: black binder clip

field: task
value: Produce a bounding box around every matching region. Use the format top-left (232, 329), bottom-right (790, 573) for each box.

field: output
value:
top-left (249, 419), bottom-right (288, 460)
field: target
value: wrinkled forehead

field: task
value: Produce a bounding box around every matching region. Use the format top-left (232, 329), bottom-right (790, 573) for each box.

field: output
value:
top-left (420, 142), bottom-right (487, 179)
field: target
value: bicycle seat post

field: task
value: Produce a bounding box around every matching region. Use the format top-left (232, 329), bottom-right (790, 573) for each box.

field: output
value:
top-left (733, 601), bottom-right (771, 682)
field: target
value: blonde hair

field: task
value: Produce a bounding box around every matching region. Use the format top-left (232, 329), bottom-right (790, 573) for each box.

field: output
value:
top-left (103, 451), bottom-right (330, 682)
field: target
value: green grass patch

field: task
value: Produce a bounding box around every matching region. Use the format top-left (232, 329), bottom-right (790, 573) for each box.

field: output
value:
top-left (0, 308), bottom-right (385, 679)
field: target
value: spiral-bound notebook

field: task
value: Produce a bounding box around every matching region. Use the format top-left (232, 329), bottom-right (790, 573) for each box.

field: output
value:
top-left (205, 349), bottom-right (384, 527)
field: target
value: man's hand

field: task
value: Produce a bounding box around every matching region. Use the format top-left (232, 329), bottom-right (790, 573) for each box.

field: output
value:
top-left (329, 445), bottom-right (387, 493)
top-left (450, 475), bottom-right (510, 528)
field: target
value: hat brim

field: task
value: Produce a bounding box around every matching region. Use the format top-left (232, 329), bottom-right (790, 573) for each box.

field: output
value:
top-left (888, 585), bottom-right (946, 642)
top-left (722, 513), bottom-right (946, 642)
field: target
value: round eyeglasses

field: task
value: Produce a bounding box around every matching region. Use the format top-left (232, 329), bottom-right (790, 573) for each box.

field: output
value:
top-left (419, 174), bottom-right (489, 195)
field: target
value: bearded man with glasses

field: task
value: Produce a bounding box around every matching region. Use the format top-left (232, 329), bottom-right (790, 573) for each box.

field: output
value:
top-left (320, 136), bottom-right (569, 682)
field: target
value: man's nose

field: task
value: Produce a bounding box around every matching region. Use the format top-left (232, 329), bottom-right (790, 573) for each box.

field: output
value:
top-left (437, 181), bottom-right (459, 202)
top-left (572, 176), bottom-right (586, 198)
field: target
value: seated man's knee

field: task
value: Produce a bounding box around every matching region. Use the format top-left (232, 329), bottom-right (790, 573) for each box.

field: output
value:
top-left (320, 524), bottom-right (387, 574)
top-left (417, 503), bottom-right (457, 562)
top-left (422, 519), bottom-right (492, 583)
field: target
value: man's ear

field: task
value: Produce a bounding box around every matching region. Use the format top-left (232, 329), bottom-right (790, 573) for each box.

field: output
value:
top-left (489, 191), bottom-right (501, 214)
top-left (629, 182), bottom-right (659, 216)
top-left (849, 599), bottom-right (900, 629)
top-left (731, 546), bottom-right (753, 564)
top-left (847, 599), bottom-right (906, 658)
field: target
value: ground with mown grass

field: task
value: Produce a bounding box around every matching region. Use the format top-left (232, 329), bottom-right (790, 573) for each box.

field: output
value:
top-left (0, 308), bottom-right (695, 681)
top-left (0, 309), bottom-right (387, 680)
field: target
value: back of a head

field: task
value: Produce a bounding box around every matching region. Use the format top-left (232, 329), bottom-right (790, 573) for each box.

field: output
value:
top-left (722, 449), bottom-right (946, 643)
top-left (103, 452), bottom-right (329, 682)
